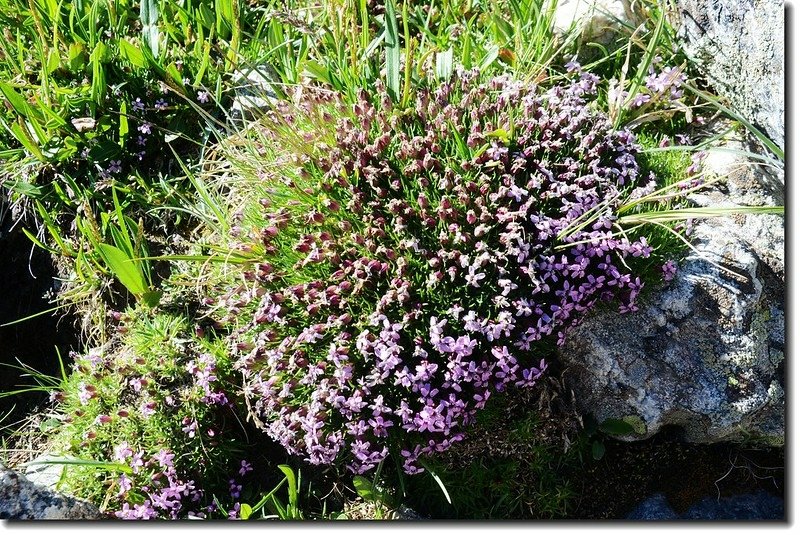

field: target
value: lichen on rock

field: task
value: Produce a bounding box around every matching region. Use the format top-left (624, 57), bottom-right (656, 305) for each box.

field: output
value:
top-left (0, 466), bottom-right (102, 520)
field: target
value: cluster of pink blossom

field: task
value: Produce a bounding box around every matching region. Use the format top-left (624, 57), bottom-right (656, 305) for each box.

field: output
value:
top-left (222, 66), bottom-right (662, 474)
top-left (114, 446), bottom-right (202, 520)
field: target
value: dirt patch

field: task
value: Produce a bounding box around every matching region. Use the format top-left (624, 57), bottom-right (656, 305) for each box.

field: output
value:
top-left (572, 430), bottom-right (784, 519)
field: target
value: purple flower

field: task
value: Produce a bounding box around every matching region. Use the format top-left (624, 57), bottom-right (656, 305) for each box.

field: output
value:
top-left (238, 460), bottom-right (253, 477)
top-left (130, 451), bottom-right (146, 472)
top-left (197, 91), bottom-right (210, 104)
top-left (77, 382), bottom-right (95, 405)
top-left (630, 93), bottom-right (651, 108)
top-left (182, 419), bottom-right (199, 438)
top-left (229, 479), bottom-right (243, 499)
top-left (132, 98), bottom-right (145, 112)
top-left (117, 474), bottom-right (132, 497)
top-left (138, 401), bottom-right (156, 419)
top-left (138, 122), bottom-right (153, 135)
top-left (107, 160), bottom-right (122, 174)
top-left (114, 442), bottom-right (133, 462)
top-left (465, 266), bottom-right (486, 287)
top-left (153, 449), bottom-right (175, 469)
top-left (661, 260), bottom-right (677, 281)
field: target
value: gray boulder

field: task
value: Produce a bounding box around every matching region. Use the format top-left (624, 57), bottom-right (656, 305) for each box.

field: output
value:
top-left (0, 465), bottom-right (102, 520)
top-left (673, 0), bottom-right (784, 150)
top-left (553, 0), bottom-right (644, 51)
top-left (229, 65), bottom-right (280, 123)
top-left (559, 129), bottom-right (784, 445)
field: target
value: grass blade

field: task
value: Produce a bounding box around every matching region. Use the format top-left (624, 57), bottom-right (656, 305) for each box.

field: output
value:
top-left (384, 0), bottom-right (400, 100)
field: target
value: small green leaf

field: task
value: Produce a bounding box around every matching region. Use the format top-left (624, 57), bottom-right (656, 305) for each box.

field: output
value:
top-left (622, 415), bottom-right (647, 435)
top-left (68, 42), bottom-right (87, 71)
top-left (353, 475), bottom-right (379, 502)
top-left (239, 503), bottom-right (253, 520)
top-left (40, 418), bottom-right (61, 432)
top-left (599, 418), bottom-right (636, 436)
top-left (119, 101), bottom-right (128, 143)
top-left (46, 49), bottom-right (61, 74)
top-left (88, 140), bottom-right (120, 162)
top-left (90, 41), bottom-right (110, 64)
top-left (592, 440), bottom-right (606, 460)
top-left (486, 127), bottom-right (510, 144)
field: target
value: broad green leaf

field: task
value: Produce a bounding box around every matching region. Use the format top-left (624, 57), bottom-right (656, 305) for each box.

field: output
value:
top-left (303, 60), bottom-right (333, 85)
top-left (6, 179), bottom-right (42, 198)
top-left (479, 44), bottom-right (500, 71)
top-left (197, 3), bottom-right (215, 29)
top-left (166, 63), bottom-right (185, 89)
top-left (239, 503), bottom-right (253, 520)
top-left (46, 49), bottom-right (61, 74)
top-left (142, 290), bottom-right (162, 308)
top-left (97, 243), bottom-right (147, 296)
top-left (118, 39), bottom-right (146, 68)
top-left (599, 418), bottom-right (636, 436)
top-left (214, 0), bottom-right (233, 37)
top-left (68, 42), bottom-right (88, 71)
top-left (353, 475), bottom-right (380, 502)
top-left (492, 13), bottom-right (514, 42)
